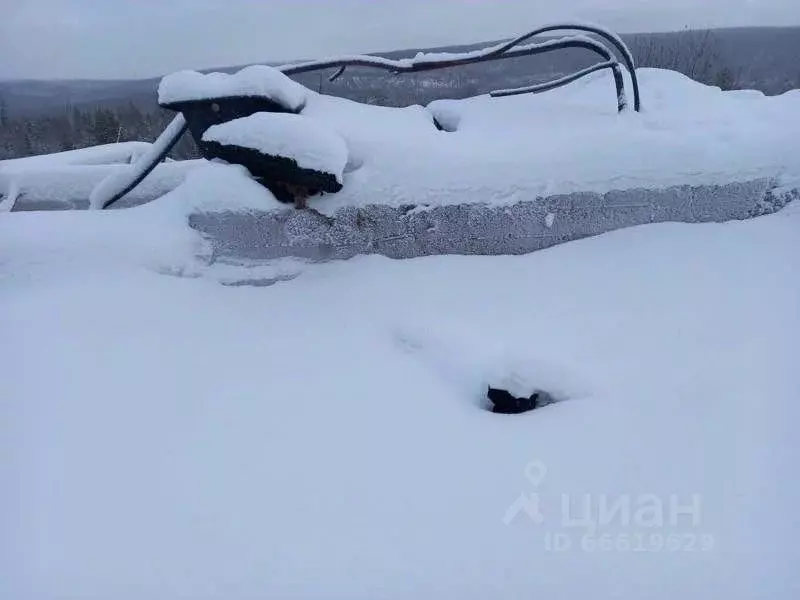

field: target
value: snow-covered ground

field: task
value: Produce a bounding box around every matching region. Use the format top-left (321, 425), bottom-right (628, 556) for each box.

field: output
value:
top-left (2, 187), bottom-right (798, 598)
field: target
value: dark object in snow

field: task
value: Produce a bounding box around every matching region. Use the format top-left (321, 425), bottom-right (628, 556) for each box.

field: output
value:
top-left (160, 95), bottom-right (299, 151)
top-left (201, 140), bottom-right (342, 208)
top-left (487, 386), bottom-right (539, 414)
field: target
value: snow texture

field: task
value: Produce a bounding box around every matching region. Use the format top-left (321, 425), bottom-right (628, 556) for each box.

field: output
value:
top-left (190, 177), bottom-right (796, 263)
top-left (158, 65), bottom-right (307, 111)
top-left (15, 68), bottom-right (800, 220)
top-left (202, 112), bottom-right (348, 181)
top-left (2, 193), bottom-right (799, 599)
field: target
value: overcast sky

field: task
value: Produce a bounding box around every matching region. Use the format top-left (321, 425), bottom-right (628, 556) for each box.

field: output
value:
top-left (1, 0), bottom-right (797, 80)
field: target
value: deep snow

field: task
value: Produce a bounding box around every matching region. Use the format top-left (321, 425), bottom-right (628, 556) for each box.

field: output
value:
top-left (2, 189), bottom-right (799, 599)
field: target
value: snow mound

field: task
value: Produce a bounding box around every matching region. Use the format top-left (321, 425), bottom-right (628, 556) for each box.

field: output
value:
top-left (158, 65), bottom-right (308, 111)
top-left (202, 112), bottom-right (349, 183)
top-left (156, 162), bottom-right (283, 216)
top-left (293, 68), bottom-right (799, 212)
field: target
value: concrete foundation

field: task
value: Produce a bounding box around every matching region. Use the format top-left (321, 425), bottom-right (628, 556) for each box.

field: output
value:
top-left (189, 178), bottom-right (798, 264)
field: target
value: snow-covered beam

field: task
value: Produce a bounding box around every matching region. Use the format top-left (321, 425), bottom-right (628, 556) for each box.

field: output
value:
top-left (189, 179), bottom-right (797, 264)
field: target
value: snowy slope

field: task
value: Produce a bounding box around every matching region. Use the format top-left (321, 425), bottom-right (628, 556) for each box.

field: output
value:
top-left (2, 192), bottom-right (798, 599)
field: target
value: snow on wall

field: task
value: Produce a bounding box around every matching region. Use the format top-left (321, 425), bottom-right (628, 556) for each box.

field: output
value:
top-left (189, 178), bottom-right (797, 263)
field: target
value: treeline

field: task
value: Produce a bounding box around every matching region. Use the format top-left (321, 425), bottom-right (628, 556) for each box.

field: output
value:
top-left (0, 103), bottom-right (198, 161)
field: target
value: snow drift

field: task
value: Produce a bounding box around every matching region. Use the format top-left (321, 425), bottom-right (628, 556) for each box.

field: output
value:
top-left (1, 185), bottom-right (798, 599)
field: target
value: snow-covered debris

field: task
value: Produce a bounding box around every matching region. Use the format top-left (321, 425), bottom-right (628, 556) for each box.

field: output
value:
top-left (158, 65), bottom-right (308, 111)
top-left (202, 112), bottom-right (348, 184)
top-left (14, 68), bottom-right (800, 220)
top-left (298, 68), bottom-right (800, 213)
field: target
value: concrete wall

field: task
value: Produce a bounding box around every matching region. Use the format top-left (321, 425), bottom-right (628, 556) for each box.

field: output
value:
top-left (189, 178), bottom-right (798, 264)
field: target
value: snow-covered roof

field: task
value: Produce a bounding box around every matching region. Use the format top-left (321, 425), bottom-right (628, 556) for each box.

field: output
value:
top-left (157, 65), bottom-right (308, 111)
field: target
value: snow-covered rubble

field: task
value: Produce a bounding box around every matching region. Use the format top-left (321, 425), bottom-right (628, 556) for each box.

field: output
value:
top-left (142, 66), bottom-right (799, 263)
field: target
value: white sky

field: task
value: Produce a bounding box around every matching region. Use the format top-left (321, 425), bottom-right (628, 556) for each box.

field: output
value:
top-left (1, 0), bottom-right (797, 80)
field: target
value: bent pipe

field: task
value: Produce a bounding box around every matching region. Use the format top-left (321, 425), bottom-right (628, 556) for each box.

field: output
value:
top-left (101, 114), bottom-right (189, 209)
top-left (284, 36), bottom-right (627, 112)
top-left (495, 61), bottom-right (626, 113)
top-left (487, 23), bottom-right (640, 111)
top-left (491, 60), bottom-right (620, 99)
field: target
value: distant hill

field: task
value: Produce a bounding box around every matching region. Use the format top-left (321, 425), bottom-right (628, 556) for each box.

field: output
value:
top-left (1, 27), bottom-right (797, 120)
